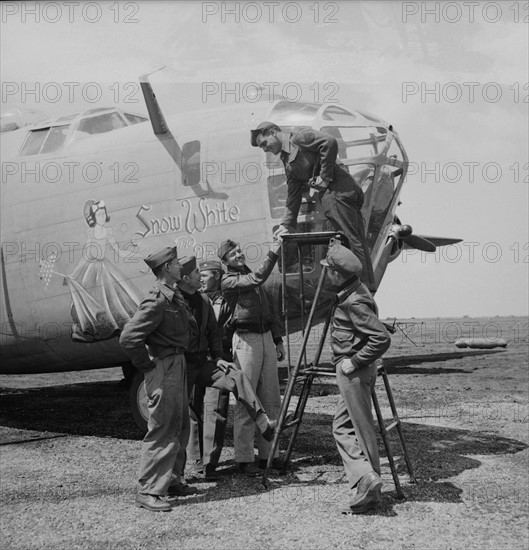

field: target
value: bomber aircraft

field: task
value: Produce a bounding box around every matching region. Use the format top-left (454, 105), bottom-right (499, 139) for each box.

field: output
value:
top-left (0, 75), bottom-right (461, 428)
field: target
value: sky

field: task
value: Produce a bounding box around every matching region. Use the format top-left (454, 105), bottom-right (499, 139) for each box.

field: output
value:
top-left (1, 0), bottom-right (528, 318)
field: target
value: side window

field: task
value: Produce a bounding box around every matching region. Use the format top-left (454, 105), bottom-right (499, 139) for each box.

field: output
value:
top-left (366, 166), bottom-right (397, 250)
top-left (77, 112), bottom-right (127, 134)
top-left (267, 172), bottom-right (318, 220)
top-left (267, 173), bottom-right (287, 218)
top-left (181, 140), bottom-right (201, 186)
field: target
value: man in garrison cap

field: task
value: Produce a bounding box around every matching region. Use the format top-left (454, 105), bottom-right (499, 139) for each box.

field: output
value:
top-left (177, 256), bottom-right (278, 481)
top-left (119, 246), bottom-right (197, 512)
top-left (321, 238), bottom-right (391, 514)
top-left (218, 238), bottom-right (285, 477)
top-left (187, 259), bottom-right (231, 479)
top-left (251, 121), bottom-right (376, 292)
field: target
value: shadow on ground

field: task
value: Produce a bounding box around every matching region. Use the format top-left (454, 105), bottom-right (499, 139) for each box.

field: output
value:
top-left (384, 349), bottom-right (506, 374)
top-left (0, 380), bottom-right (141, 440)
top-left (278, 349), bottom-right (506, 380)
top-left (1, 379), bottom-right (526, 516)
top-left (143, 414), bottom-right (527, 516)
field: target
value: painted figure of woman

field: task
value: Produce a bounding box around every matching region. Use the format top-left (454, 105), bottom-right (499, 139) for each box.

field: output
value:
top-left (67, 199), bottom-right (142, 343)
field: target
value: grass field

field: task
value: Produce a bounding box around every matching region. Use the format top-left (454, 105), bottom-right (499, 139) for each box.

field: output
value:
top-left (1, 316), bottom-right (527, 549)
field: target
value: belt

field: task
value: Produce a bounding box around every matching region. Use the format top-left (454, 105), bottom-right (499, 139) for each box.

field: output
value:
top-left (234, 322), bottom-right (271, 334)
top-left (157, 347), bottom-right (186, 360)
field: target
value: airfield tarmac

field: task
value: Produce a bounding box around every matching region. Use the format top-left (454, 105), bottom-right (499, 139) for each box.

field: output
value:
top-left (0, 316), bottom-right (527, 550)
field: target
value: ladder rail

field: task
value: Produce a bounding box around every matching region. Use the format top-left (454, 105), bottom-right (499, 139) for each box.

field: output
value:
top-left (263, 262), bottom-right (330, 486)
top-left (283, 302), bottom-right (334, 465)
top-left (379, 365), bottom-right (417, 484)
top-left (281, 243), bottom-right (291, 370)
top-left (262, 231), bottom-right (415, 497)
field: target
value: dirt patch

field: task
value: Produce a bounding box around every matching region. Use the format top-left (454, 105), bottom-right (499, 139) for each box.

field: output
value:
top-left (1, 316), bottom-right (528, 549)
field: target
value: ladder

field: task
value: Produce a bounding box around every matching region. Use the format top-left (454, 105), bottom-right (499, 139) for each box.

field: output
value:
top-left (263, 232), bottom-right (416, 497)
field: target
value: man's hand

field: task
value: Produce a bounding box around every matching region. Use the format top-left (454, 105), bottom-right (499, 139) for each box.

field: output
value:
top-left (340, 357), bottom-right (359, 376)
top-left (273, 225), bottom-right (290, 240)
top-left (276, 343), bottom-right (285, 362)
top-left (216, 359), bottom-right (234, 373)
top-left (308, 176), bottom-right (330, 194)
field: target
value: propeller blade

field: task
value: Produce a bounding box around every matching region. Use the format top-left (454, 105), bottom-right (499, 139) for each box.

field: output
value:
top-left (402, 234), bottom-right (436, 252)
top-left (416, 236), bottom-right (463, 246)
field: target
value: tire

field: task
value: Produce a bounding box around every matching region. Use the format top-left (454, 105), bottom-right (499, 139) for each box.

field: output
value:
top-left (121, 363), bottom-right (136, 386)
top-left (129, 370), bottom-right (148, 433)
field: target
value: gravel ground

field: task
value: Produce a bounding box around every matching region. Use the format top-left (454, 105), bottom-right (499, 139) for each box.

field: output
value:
top-left (1, 316), bottom-right (528, 550)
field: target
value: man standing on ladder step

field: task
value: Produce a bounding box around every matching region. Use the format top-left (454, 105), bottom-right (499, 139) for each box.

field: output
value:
top-left (250, 122), bottom-right (376, 292)
top-left (321, 238), bottom-right (391, 514)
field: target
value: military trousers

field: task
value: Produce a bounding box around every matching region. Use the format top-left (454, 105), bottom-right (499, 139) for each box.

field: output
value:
top-left (137, 353), bottom-right (188, 496)
top-left (333, 360), bottom-right (381, 488)
top-left (183, 352), bottom-right (270, 468)
top-left (232, 331), bottom-right (281, 463)
top-left (321, 181), bottom-right (376, 291)
top-left (187, 385), bottom-right (230, 468)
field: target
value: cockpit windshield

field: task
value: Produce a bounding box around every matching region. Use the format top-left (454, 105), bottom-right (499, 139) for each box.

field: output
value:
top-left (18, 109), bottom-right (148, 156)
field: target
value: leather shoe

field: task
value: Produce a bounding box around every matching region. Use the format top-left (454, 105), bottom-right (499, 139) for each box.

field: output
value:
top-left (258, 457), bottom-right (284, 470)
top-left (204, 465), bottom-right (220, 481)
top-left (261, 420), bottom-right (278, 442)
top-left (167, 481), bottom-right (198, 497)
top-left (135, 493), bottom-right (171, 512)
top-left (348, 472), bottom-right (382, 513)
top-left (238, 462), bottom-right (263, 477)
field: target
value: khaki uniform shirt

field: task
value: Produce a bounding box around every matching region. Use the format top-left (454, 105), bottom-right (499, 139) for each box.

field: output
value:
top-left (330, 278), bottom-right (391, 369)
top-left (119, 281), bottom-right (192, 372)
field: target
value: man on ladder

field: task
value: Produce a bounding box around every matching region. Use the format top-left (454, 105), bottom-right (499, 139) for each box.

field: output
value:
top-left (321, 238), bottom-right (391, 514)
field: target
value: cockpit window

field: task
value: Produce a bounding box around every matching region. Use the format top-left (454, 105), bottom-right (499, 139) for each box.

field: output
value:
top-left (321, 106), bottom-right (357, 123)
top-left (17, 109), bottom-right (148, 156)
top-left (77, 112), bottom-right (127, 134)
top-left (40, 125), bottom-right (69, 154)
top-left (321, 126), bottom-right (387, 161)
top-left (20, 128), bottom-right (49, 156)
top-left (124, 113), bottom-right (148, 125)
top-left (270, 101), bottom-right (321, 122)
top-left (20, 125), bottom-right (69, 156)
top-left (55, 113), bottom-right (80, 123)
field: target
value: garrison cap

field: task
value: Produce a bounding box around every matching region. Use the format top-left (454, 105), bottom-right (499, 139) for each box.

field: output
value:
top-left (217, 239), bottom-right (238, 261)
top-left (250, 121), bottom-right (281, 147)
top-left (321, 239), bottom-right (362, 277)
top-left (179, 255), bottom-right (197, 276)
top-left (144, 246), bottom-right (177, 270)
top-left (199, 259), bottom-right (223, 272)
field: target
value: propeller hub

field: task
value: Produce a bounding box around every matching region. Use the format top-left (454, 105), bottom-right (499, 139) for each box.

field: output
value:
top-left (399, 224), bottom-right (413, 238)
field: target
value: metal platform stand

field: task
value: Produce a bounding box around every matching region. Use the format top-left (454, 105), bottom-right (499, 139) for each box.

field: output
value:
top-left (263, 232), bottom-right (416, 497)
